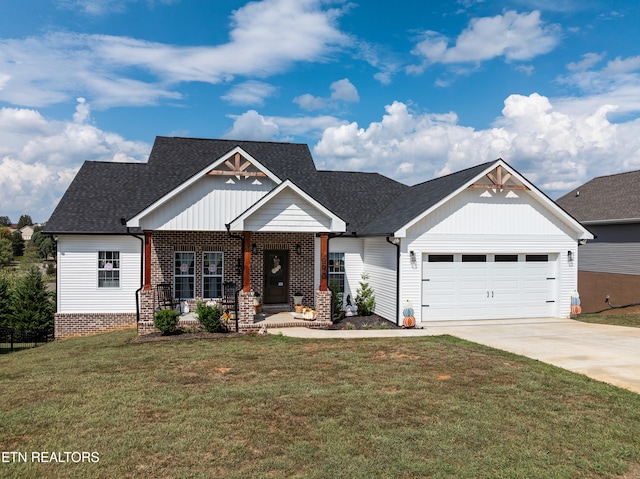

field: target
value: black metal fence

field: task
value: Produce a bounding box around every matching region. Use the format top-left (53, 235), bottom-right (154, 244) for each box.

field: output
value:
top-left (0, 327), bottom-right (54, 354)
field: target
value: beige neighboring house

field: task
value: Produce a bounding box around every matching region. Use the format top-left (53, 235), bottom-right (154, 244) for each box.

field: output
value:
top-left (19, 225), bottom-right (35, 241)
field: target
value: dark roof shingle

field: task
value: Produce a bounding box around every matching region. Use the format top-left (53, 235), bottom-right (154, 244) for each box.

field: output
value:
top-left (556, 170), bottom-right (640, 222)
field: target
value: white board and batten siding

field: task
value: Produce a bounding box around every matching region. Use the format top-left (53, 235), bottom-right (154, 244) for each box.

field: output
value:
top-left (139, 175), bottom-right (276, 231)
top-left (244, 188), bottom-right (333, 232)
top-left (57, 235), bottom-right (141, 313)
top-left (401, 188), bottom-right (580, 323)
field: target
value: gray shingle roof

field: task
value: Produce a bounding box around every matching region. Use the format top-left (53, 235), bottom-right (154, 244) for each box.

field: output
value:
top-left (556, 169), bottom-right (640, 223)
top-left (360, 161), bottom-right (496, 235)
top-left (45, 136), bottom-right (497, 236)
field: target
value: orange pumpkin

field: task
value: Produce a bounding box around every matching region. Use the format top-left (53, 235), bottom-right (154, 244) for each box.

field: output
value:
top-left (403, 315), bottom-right (416, 328)
top-left (571, 305), bottom-right (582, 314)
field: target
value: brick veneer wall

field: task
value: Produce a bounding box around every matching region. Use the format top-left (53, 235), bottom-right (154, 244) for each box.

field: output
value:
top-left (55, 312), bottom-right (137, 339)
top-left (138, 230), bottom-right (322, 334)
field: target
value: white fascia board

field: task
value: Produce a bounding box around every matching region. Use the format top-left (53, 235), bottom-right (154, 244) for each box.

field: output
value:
top-left (227, 179), bottom-right (347, 232)
top-left (127, 146), bottom-right (281, 227)
top-left (393, 159), bottom-right (594, 240)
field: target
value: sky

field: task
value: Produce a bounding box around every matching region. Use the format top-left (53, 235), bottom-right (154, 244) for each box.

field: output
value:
top-left (1, 0), bottom-right (640, 223)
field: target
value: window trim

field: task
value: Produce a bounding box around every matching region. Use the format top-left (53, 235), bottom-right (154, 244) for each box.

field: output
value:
top-left (174, 251), bottom-right (196, 300)
top-left (328, 252), bottom-right (346, 293)
top-left (97, 250), bottom-right (120, 288)
top-left (202, 251), bottom-right (224, 300)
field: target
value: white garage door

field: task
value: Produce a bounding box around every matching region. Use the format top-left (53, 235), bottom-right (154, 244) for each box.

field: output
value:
top-left (421, 253), bottom-right (557, 321)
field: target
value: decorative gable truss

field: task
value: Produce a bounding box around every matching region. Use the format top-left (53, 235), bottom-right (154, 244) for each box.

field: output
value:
top-left (207, 151), bottom-right (268, 181)
top-left (468, 164), bottom-right (529, 192)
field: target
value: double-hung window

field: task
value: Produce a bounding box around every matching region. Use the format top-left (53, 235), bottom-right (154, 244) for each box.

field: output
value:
top-left (203, 252), bottom-right (224, 299)
top-left (98, 251), bottom-right (120, 288)
top-left (174, 252), bottom-right (195, 299)
top-left (328, 252), bottom-right (345, 293)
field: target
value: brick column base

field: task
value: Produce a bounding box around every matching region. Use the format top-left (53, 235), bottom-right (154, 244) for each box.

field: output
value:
top-left (237, 290), bottom-right (255, 330)
top-left (315, 290), bottom-right (332, 323)
top-left (137, 288), bottom-right (156, 334)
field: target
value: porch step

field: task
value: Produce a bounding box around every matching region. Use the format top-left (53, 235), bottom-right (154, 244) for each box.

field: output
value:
top-left (262, 304), bottom-right (292, 314)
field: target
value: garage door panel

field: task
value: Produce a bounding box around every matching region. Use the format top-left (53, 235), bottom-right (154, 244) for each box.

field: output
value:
top-left (421, 253), bottom-right (557, 321)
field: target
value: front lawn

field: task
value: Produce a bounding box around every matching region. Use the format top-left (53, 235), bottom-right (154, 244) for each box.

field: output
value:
top-left (576, 311), bottom-right (640, 328)
top-left (1, 330), bottom-right (640, 478)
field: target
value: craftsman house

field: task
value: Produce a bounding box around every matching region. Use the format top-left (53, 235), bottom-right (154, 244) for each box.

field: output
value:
top-left (46, 137), bottom-right (592, 338)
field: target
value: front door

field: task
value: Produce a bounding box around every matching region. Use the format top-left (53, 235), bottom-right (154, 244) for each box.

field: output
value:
top-left (264, 250), bottom-right (289, 304)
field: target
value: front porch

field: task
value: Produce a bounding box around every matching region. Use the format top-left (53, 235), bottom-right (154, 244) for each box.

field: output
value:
top-left (137, 230), bottom-right (333, 334)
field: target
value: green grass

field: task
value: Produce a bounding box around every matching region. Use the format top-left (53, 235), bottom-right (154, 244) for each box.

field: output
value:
top-left (576, 312), bottom-right (640, 328)
top-left (1, 330), bottom-right (640, 478)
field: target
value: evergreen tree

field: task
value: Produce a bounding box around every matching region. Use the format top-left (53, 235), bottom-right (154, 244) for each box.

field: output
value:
top-left (17, 215), bottom-right (33, 228)
top-left (0, 237), bottom-right (12, 267)
top-left (355, 273), bottom-right (375, 316)
top-left (11, 267), bottom-right (54, 331)
top-left (0, 216), bottom-right (10, 227)
top-left (0, 273), bottom-right (11, 329)
top-left (11, 231), bottom-right (25, 257)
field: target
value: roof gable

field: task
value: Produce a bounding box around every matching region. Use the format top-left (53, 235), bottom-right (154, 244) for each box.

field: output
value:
top-left (227, 180), bottom-right (346, 233)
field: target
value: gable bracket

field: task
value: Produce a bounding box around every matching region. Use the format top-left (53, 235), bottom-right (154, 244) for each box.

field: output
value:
top-left (208, 152), bottom-right (267, 177)
top-left (469, 165), bottom-right (528, 191)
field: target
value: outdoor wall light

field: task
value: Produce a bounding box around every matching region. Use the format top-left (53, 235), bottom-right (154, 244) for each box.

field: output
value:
top-left (296, 243), bottom-right (302, 255)
top-left (251, 243), bottom-right (257, 255)
top-left (410, 251), bottom-right (416, 263)
top-left (567, 250), bottom-right (574, 262)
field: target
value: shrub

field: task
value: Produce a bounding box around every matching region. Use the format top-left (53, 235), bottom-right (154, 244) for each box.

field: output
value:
top-left (195, 301), bottom-right (225, 333)
top-left (355, 273), bottom-right (375, 316)
top-left (154, 309), bottom-right (180, 335)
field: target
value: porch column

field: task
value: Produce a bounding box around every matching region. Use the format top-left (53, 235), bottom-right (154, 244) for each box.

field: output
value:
top-left (320, 232), bottom-right (328, 291)
top-left (243, 231), bottom-right (252, 292)
top-left (143, 230), bottom-right (152, 290)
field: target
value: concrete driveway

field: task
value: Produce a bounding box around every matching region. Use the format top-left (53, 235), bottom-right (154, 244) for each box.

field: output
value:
top-left (270, 317), bottom-right (640, 394)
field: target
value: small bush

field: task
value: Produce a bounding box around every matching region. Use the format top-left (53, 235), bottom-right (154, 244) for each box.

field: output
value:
top-left (195, 301), bottom-right (225, 333)
top-left (154, 309), bottom-right (180, 335)
top-left (355, 273), bottom-right (375, 316)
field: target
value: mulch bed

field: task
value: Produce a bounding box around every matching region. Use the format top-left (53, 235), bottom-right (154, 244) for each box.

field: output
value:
top-left (130, 313), bottom-right (400, 343)
top-left (329, 313), bottom-right (400, 330)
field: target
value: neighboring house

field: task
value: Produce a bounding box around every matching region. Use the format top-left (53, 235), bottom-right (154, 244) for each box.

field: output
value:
top-left (557, 170), bottom-right (640, 312)
top-left (45, 137), bottom-right (592, 338)
top-left (18, 225), bottom-right (34, 241)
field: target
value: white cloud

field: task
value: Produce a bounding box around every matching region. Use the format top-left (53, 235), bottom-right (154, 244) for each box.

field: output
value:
top-left (224, 109), bottom-right (346, 141)
top-left (0, 0), bottom-right (350, 108)
top-left (221, 81), bottom-right (277, 106)
top-left (294, 78), bottom-right (359, 111)
top-left (313, 94), bottom-right (640, 197)
top-left (0, 99), bottom-right (150, 222)
top-left (410, 10), bottom-right (560, 73)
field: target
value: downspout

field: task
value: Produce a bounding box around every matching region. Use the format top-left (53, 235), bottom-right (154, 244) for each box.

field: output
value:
top-left (132, 233), bottom-right (145, 328)
top-left (386, 236), bottom-right (401, 326)
top-left (225, 224), bottom-right (243, 332)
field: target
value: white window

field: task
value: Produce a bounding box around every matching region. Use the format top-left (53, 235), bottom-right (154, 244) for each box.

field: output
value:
top-left (329, 252), bottom-right (345, 293)
top-left (203, 252), bottom-right (224, 299)
top-left (174, 251), bottom-right (195, 299)
top-left (98, 251), bottom-right (120, 288)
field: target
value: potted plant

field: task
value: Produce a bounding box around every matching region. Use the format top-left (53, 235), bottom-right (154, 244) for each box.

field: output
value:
top-left (253, 291), bottom-right (262, 314)
top-left (293, 292), bottom-right (303, 311)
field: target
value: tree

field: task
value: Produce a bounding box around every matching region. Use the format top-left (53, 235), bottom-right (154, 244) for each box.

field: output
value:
top-left (0, 273), bottom-right (11, 328)
top-left (11, 267), bottom-right (54, 331)
top-left (30, 230), bottom-right (56, 260)
top-left (11, 231), bottom-right (25, 257)
top-left (0, 216), bottom-right (10, 227)
top-left (17, 215), bottom-right (33, 228)
top-left (0, 236), bottom-right (12, 267)
top-left (355, 273), bottom-right (376, 316)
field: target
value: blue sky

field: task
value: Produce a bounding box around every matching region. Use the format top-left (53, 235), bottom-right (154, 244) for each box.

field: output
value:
top-left (2, 0), bottom-right (640, 222)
